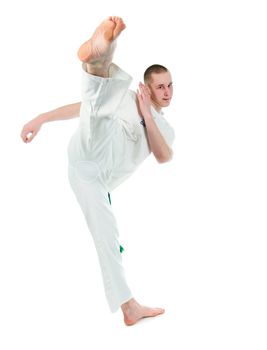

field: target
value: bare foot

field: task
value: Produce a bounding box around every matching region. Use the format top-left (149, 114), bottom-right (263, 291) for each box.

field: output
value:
top-left (121, 298), bottom-right (165, 326)
top-left (77, 16), bottom-right (126, 63)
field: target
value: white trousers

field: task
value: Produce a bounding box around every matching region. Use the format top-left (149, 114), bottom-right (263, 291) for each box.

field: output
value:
top-left (68, 64), bottom-right (134, 313)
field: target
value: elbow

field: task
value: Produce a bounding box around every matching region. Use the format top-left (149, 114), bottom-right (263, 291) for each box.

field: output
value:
top-left (157, 158), bottom-right (169, 164)
top-left (157, 156), bottom-right (171, 164)
top-left (156, 150), bottom-right (173, 164)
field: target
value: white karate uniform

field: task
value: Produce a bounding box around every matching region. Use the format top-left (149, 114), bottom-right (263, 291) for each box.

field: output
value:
top-left (67, 63), bottom-right (175, 312)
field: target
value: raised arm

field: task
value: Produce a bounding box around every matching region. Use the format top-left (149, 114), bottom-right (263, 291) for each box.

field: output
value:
top-left (20, 102), bottom-right (81, 143)
top-left (137, 83), bottom-right (172, 163)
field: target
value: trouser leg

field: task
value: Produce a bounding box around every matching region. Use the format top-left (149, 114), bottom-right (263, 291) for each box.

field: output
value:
top-left (68, 162), bottom-right (132, 313)
top-left (68, 64), bottom-right (133, 167)
top-left (80, 63), bottom-right (132, 122)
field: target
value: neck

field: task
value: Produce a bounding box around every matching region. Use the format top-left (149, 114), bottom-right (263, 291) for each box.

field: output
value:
top-left (151, 101), bottom-right (162, 113)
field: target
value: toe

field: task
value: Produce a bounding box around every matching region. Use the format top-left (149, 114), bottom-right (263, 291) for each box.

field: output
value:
top-left (147, 307), bottom-right (165, 317)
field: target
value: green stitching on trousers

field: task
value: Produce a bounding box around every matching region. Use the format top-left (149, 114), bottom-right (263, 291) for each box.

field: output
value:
top-left (108, 192), bottom-right (124, 254)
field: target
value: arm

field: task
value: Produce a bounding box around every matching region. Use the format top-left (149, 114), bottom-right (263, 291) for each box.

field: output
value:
top-left (20, 102), bottom-right (81, 143)
top-left (137, 83), bottom-right (173, 163)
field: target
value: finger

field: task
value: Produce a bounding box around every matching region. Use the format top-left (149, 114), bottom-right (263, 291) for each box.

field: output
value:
top-left (139, 82), bottom-right (145, 91)
top-left (26, 132), bottom-right (35, 143)
top-left (139, 83), bottom-right (149, 97)
top-left (140, 82), bottom-right (145, 91)
top-left (20, 128), bottom-right (27, 139)
top-left (20, 132), bottom-right (25, 142)
top-left (21, 127), bottom-right (31, 139)
top-left (138, 86), bottom-right (146, 99)
top-left (139, 82), bottom-right (148, 92)
top-left (136, 92), bottom-right (143, 105)
top-left (21, 135), bottom-right (26, 143)
top-left (137, 88), bottom-right (145, 100)
top-left (21, 131), bottom-right (28, 143)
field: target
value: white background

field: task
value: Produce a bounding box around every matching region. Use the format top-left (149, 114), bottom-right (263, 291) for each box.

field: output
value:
top-left (0, 0), bottom-right (266, 349)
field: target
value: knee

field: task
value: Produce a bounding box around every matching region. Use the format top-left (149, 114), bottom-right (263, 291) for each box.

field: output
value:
top-left (74, 161), bottom-right (100, 184)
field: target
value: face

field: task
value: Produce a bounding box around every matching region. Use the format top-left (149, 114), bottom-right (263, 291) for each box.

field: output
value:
top-left (147, 71), bottom-right (173, 111)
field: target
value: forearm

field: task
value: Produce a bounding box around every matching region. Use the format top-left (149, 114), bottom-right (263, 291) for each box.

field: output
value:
top-left (21, 102), bottom-right (81, 143)
top-left (144, 113), bottom-right (173, 163)
top-left (38, 102), bottom-right (81, 124)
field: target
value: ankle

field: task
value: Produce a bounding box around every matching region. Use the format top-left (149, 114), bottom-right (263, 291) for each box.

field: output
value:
top-left (121, 298), bottom-right (137, 312)
top-left (85, 62), bottom-right (110, 78)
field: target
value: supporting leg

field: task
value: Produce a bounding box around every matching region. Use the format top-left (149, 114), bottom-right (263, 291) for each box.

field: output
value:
top-left (68, 162), bottom-right (132, 312)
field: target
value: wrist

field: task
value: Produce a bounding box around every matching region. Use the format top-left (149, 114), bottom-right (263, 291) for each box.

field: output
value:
top-left (142, 111), bottom-right (153, 120)
top-left (37, 113), bottom-right (48, 124)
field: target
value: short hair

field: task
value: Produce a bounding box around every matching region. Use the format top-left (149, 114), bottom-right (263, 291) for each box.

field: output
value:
top-left (144, 64), bottom-right (168, 84)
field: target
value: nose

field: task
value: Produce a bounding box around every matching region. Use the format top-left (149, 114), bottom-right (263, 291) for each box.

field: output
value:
top-left (164, 88), bottom-right (170, 97)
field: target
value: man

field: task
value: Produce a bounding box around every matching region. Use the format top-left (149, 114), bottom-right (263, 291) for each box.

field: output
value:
top-left (21, 16), bottom-right (175, 326)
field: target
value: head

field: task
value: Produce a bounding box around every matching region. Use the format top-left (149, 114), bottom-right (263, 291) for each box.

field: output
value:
top-left (144, 64), bottom-right (173, 111)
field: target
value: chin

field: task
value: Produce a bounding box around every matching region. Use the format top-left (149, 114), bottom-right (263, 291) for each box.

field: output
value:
top-left (163, 100), bottom-right (171, 106)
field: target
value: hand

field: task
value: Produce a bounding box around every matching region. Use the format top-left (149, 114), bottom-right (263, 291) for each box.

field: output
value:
top-left (136, 82), bottom-right (152, 119)
top-left (20, 117), bottom-right (43, 143)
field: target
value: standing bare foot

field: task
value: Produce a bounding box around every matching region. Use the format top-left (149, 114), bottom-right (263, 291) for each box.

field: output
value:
top-left (121, 298), bottom-right (165, 326)
top-left (77, 16), bottom-right (126, 76)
